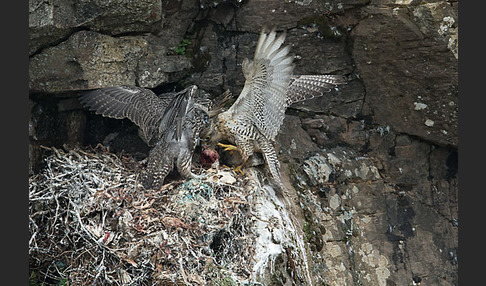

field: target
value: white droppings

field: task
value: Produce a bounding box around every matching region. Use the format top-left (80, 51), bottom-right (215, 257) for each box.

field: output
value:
top-left (425, 119), bottom-right (435, 127)
top-left (438, 16), bottom-right (455, 36)
top-left (376, 126), bottom-right (390, 136)
top-left (327, 153), bottom-right (341, 165)
top-left (295, 0), bottom-right (313, 5)
top-left (248, 171), bottom-right (313, 285)
top-left (290, 138), bottom-right (297, 150)
top-left (414, 102), bottom-right (427, 110)
top-left (395, 0), bottom-right (413, 4)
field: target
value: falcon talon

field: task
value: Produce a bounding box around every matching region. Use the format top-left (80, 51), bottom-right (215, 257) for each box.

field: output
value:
top-left (233, 165), bottom-right (245, 176)
top-left (221, 164), bottom-right (232, 170)
top-left (217, 142), bottom-right (238, 152)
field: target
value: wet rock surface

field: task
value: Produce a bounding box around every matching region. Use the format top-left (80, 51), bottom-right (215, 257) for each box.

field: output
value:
top-left (29, 0), bottom-right (458, 285)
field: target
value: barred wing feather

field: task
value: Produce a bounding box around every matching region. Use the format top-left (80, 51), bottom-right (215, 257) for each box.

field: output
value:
top-left (229, 27), bottom-right (295, 141)
top-left (285, 74), bottom-right (347, 106)
top-left (79, 85), bottom-right (194, 146)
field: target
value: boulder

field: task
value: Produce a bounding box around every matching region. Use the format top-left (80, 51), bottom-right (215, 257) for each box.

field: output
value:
top-left (29, 31), bottom-right (191, 93)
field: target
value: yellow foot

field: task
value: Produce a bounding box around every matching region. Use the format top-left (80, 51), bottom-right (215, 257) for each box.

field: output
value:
top-left (233, 165), bottom-right (245, 176)
top-left (221, 164), bottom-right (245, 175)
top-left (217, 142), bottom-right (238, 152)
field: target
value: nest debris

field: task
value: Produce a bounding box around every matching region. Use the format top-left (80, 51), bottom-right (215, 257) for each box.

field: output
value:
top-left (29, 145), bottom-right (259, 285)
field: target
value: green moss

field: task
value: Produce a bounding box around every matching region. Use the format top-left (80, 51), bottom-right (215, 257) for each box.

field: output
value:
top-left (303, 221), bottom-right (312, 240)
top-left (303, 217), bottom-right (324, 252)
top-left (168, 38), bottom-right (192, 56)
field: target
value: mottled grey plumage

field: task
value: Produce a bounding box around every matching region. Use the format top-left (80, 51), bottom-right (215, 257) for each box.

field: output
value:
top-left (79, 85), bottom-right (210, 189)
top-left (211, 27), bottom-right (346, 190)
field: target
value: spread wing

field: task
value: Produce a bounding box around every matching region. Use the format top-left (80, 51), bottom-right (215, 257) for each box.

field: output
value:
top-left (285, 74), bottom-right (347, 106)
top-left (157, 86), bottom-right (197, 141)
top-left (79, 85), bottom-right (197, 146)
top-left (227, 27), bottom-right (295, 141)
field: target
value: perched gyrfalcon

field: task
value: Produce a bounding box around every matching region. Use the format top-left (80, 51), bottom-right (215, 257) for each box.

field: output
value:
top-left (79, 85), bottom-right (211, 189)
top-left (208, 26), bottom-right (346, 190)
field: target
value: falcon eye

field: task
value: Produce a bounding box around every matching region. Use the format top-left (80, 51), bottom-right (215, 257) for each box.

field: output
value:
top-left (203, 113), bottom-right (209, 125)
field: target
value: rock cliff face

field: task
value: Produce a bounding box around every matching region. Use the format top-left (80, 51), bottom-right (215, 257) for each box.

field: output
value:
top-left (29, 0), bottom-right (458, 285)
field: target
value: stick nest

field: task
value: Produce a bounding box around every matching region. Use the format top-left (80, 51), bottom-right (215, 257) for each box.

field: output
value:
top-left (29, 145), bottom-right (258, 285)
